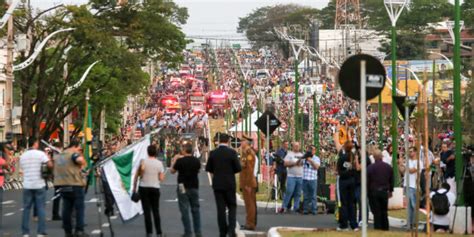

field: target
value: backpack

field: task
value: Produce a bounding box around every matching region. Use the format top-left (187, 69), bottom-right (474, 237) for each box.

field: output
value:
top-left (431, 190), bottom-right (450, 215)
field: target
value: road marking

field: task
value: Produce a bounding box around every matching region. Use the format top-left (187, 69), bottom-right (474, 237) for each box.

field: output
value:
top-left (87, 198), bottom-right (98, 203)
top-left (4, 212), bottom-right (15, 216)
top-left (91, 230), bottom-right (101, 234)
top-left (2, 200), bottom-right (14, 205)
top-left (102, 223), bottom-right (110, 227)
top-left (164, 198), bottom-right (178, 202)
top-left (110, 216), bottom-right (117, 220)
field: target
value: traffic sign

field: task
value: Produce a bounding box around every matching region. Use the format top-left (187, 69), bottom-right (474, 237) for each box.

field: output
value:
top-left (393, 95), bottom-right (417, 121)
top-left (338, 54), bottom-right (386, 101)
top-left (254, 110), bottom-right (281, 135)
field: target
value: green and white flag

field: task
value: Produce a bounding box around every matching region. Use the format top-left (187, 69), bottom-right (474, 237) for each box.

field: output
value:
top-left (103, 134), bottom-right (151, 222)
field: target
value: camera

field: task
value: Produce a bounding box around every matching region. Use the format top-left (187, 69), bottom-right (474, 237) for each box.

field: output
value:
top-left (272, 153), bottom-right (284, 165)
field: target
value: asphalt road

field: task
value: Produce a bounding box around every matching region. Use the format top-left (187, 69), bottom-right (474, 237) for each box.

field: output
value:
top-left (1, 166), bottom-right (336, 237)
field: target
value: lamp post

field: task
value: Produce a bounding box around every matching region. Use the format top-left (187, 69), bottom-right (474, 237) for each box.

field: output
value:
top-left (289, 39), bottom-right (305, 141)
top-left (453, 0), bottom-right (464, 205)
top-left (384, 0), bottom-right (409, 186)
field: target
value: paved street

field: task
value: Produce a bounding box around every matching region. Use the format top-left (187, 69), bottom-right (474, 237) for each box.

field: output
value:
top-left (2, 167), bottom-right (336, 237)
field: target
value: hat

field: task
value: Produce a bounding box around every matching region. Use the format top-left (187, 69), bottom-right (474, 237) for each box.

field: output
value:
top-left (242, 134), bottom-right (253, 143)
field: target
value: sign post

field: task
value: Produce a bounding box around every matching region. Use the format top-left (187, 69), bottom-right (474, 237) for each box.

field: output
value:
top-left (338, 54), bottom-right (386, 237)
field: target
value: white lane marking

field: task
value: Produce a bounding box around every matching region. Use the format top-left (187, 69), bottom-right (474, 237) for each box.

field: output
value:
top-left (207, 172), bottom-right (212, 186)
top-left (4, 212), bottom-right (15, 216)
top-left (46, 201), bottom-right (51, 204)
top-left (2, 200), bottom-right (14, 205)
top-left (110, 216), bottom-right (117, 220)
top-left (87, 198), bottom-right (98, 203)
top-left (102, 223), bottom-right (110, 227)
top-left (164, 198), bottom-right (178, 202)
top-left (91, 230), bottom-right (101, 234)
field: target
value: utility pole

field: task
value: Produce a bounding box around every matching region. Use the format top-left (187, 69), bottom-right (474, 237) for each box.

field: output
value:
top-left (63, 62), bottom-right (70, 147)
top-left (4, 6), bottom-right (14, 141)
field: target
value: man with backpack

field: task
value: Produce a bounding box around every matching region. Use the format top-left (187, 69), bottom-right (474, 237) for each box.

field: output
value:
top-left (430, 183), bottom-right (456, 233)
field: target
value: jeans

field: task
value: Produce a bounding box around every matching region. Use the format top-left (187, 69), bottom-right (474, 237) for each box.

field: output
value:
top-left (338, 178), bottom-right (357, 229)
top-left (139, 187), bottom-right (162, 235)
top-left (302, 179), bottom-right (317, 214)
top-left (60, 186), bottom-right (85, 234)
top-left (177, 188), bottom-right (201, 236)
top-left (407, 187), bottom-right (417, 227)
top-left (22, 188), bottom-right (47, 235)
top-left (282, 177), bottom-right (302, 211)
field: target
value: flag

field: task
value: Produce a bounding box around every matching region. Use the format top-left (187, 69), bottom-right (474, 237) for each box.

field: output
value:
top-left (102, 135), bottom-right (151, 222)
top-left (83, 98), bottom-right (93, 185)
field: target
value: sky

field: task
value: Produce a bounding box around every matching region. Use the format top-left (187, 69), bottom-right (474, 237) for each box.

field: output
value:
top-left (34, 0), bottom-right (331, 37)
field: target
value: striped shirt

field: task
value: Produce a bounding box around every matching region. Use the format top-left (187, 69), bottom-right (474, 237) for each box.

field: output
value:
top-left (20, 149), bottom-right (49, 189)
top-left (303, 155), bottom-right (320, 181)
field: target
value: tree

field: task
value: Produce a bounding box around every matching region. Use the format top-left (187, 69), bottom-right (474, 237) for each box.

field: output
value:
top-left (237, 4), bottom-right (321, 56)
top-left (362, 0), bottom-right (452, 60)
top-left (11, 0), bottom-right (188, 141)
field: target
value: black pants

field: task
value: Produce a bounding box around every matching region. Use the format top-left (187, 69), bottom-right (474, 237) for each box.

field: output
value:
top-left (139, 187), bottom-right (162, 235)
top-left (277, 172), bottom-right (287, 199)
top-left (52, 187), bottom-right (61, 218)
top-left (338, 178), bottom-right (357, 229)
top-left (213, 190), bottom-right (237, 237)
top-left (369, 190), bottom-right (389, 230)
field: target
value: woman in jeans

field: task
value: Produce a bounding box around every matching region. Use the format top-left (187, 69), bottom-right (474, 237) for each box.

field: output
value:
top-left (133, 145), bottom-right (165, 237)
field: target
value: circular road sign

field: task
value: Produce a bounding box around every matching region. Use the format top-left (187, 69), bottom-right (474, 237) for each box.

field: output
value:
top-left (338, 54), bottom-right (386, 101)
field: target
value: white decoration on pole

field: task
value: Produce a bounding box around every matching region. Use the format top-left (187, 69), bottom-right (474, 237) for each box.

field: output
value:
top-left (0, 0), bottom-right (19, 29)
top-left (446, 20), bottom-right (464, 43)
top-left (384, 0), bottom-right (409, 27)
top-left (13, 28), bottom-right (75, 71)
top-left (65, 60), bottom-right (100, 94)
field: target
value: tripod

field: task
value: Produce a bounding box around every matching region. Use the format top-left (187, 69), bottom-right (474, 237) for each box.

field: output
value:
top-left (450, 163), bottom-right (470, 235)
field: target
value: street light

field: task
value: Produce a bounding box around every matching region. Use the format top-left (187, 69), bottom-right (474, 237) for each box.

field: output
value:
top-left (289, 39), bottom-right (305, 141)
top-left (384, 0), bottom-right (409, 187)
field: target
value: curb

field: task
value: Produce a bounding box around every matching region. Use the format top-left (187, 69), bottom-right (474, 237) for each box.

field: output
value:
top-left (268, 227), bottom-right (319, 237)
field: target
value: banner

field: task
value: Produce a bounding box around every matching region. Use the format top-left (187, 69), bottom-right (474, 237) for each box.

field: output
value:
top-left (103, 135), bottom-right (151, 222)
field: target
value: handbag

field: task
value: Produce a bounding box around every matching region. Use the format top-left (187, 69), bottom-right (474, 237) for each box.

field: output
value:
top-left (131, 192), bottom-right (140, 202)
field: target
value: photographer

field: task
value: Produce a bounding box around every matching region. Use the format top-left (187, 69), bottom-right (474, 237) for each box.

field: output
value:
top-left (279, 142), bottom-right (303, 214)
top-left (273, 141), bottom-right (289, 199)
top-left (302, 145), bottom-right (320, 215)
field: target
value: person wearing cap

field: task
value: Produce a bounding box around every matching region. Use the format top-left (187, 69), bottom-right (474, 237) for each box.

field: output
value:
top-left (239, 136), bottom-right (257, 230)
top-left (205, 133), bottom-right (242, 237)
top-left (302, 145), bottom-right (320, 215)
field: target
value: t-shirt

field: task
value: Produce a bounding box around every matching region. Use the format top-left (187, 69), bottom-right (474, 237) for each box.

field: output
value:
top-left (173, 156), bottom-right (201, 189)
top-left (0, 156), bottom-right (6, 186)
top-left (440, 150), bottom-right (455, 178)
top-left (430, 188), bottom-right (456, 226)
top-left (139, 158), bottom-right (164, 189)
top-left (20, 149), bottom-right (49, 189)
top-left (284, 151), bottom-right (303, 178)
top-left (405, 158), bottom-right (420, 189)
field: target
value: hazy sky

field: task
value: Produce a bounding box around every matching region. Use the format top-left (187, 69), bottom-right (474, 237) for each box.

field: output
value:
top-left (34, 0), bottom-right (331, 36)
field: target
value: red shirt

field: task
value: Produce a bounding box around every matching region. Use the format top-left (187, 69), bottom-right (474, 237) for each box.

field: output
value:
top-left (0, 157), bottom-right (6, 186)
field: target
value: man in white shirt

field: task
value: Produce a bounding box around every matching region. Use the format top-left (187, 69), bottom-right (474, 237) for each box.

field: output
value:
top-left (430, 183), bottom-right (456, 233)
top-left (405, 146), bottom-right (420, 229)
top-left (20, 139), bottom-right (52, 237)
top-left (279, 142), bottom-right (304, 213)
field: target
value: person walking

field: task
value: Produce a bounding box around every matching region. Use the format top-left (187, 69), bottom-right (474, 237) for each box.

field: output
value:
top-left (53, 140), bottom-right (88, 237)
top-left (279, 142), bottom-right (304, 213)
top-left (19, 139), bottom-right (52, 237)
top-left (50, 141), bottom-right (63, 221)
top-left (367, 150), bottom-right (393, 230)
top-left (239, 137), bottom-right (257, 230)
top-left (0, 143), bottom-right (11, 236)
top-left (336, 141), bottom-right (359, 231)
top-left (405, 146), bottom-right (420, 229)
top-left (170, 141), bottom-right (202, 237)
top-left (205, 133), bottom-right (242, 237)
top-left (302, 145), bottom-right (320, 215)
top-left (132, 145), bottom-right (165, 237)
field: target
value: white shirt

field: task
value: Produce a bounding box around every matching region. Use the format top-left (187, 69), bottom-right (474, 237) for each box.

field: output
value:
top-left (382, 150), bottom-right (392, 166)
top-left (20, 149), bottom-right (49, 189)
top-left (405, 158), bottom-right (420, 189)
top-left (284, 150), bottom-right (303, 178)
top-left (430, 188), bottom-right (456, 226)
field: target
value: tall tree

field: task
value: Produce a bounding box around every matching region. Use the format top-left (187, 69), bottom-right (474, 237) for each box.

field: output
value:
top-left (11, 0), bottom-right (188, 140)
